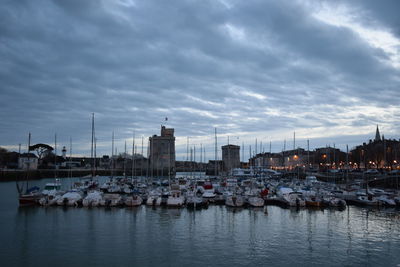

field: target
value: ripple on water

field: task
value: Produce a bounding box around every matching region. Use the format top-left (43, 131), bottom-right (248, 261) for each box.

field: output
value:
top-left (1, 179), bottom-right (400, 266)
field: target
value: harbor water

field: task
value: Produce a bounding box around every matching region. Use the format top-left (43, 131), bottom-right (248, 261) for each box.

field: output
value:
top-left (1, 176), bottom-right (400, 266)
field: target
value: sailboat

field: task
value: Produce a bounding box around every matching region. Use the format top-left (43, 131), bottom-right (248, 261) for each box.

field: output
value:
top-left (18, 133), bottom-right (42, 206)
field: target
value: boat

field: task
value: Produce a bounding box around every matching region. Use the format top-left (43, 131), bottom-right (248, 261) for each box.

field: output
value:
top-left (286, 192), bottom-right (306, 207)
top-left (276, 187), bottom-right (306, 207)
top-left (57, 191), bottom-right (83, 206)
top-left (225, 194), bottom-right (244, 207)
top-left (353, 195), bottom-right (379, 206)
top-left (321, 195), bottom-right (346, 208)
top-left (18, 133), bottom-right (42, 206)
top-left (39, 190), bottom-right (64, 206)
top-left (247, 196), bottom-right (265, 207)
top-left (41, 180), bottom-right (62, 196)
top-left (146, 190), bottom-right (162, 206)
top-left (305, 175), bottom-right (318, 185)
top-left (125, 194), bottom-right (143, 207)
top-left (82, 191), bottom-right (103, 207)
top-left (99, 193), bottom-right (123, 207)
top-left (377, 195), bottom-right (396, 207)
top-left (214, 192), bottom-right (225, 205)
top-left (186, 191), bottom-right (207, 209)
top-left (19, 186), bottom-right (42, 206)
top-left (202, 188), bottom-right (216, 202)
top-left (305, 196), bottom-right (322, 207)
top-left (167, 190), bottom-right (185, 207)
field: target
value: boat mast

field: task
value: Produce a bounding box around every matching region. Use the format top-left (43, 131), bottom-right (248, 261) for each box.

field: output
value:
top-left (141, 135), bottom-right (144, 177)
top-left (54, 133), bottom-right (57, 180)
top-left (194, 145), bottom-right (196, 180)
top-left (228, 136), bottom-right (230, 177)
top-left (94, 137), bottom-right (97, 176)
top-left (242, 141), bottom-right (244, 163)
top-left (200, 143), bottom-right (202, 179)
top-left (132, 132), bottom-right (135, 181)
top-left (190, 146), bottom-right (193, 180)
top-left (69, 137), bottom-right (72, 188)
top-left (91, 113), bottom-right (95, 180)
top-left (307, 139), bottom-right (310, 168)
top-left (346, 144), bottom-right (349, 186)
top-left (124, 140), bottom-right (127, 180)
top-left (168, 139), bottom-right (171, 190)
top-left (214, 128), bottom-right (217, 177)
top-left (111, 131), bottom-right (114, 179)
top-left (26, 132), bottom-right (31, 193)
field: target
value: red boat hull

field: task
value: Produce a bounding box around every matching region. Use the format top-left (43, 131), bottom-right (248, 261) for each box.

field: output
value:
top-left (19, 194), bottom-right (42, 206)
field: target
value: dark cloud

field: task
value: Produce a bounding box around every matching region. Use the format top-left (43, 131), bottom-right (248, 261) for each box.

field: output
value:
top-left (0, 0), bottom-right (399, 158)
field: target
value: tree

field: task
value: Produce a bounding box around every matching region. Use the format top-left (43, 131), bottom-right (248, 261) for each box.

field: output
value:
top-left (29, 143), bottom-right (53, 161)
top-left (0, 147), bottom-right (8, 167)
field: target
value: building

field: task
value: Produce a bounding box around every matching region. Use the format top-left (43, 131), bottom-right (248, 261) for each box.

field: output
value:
top-left (249, 149), bottom-right (316, 170)
top-left (149, 126), bottom-right (176, 176)
top-left (18, 153), bottom-right (38, 170)
top-left (252, 152), bottom-right (282, 169)
top-left (350, 125), bottom-right (400, 169)
top-left (282, 149), bottom-right (308, 169)
top-left (314, 147), bottom-right (345, 170)
top-left (206, 160), bottom-right (224, 175)
top-left (222, 144), bottom-right (240, 172)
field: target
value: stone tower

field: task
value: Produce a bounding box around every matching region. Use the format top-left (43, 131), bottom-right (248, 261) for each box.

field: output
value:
top-left (149, 125), bottom-right (176, 176)
top-left (222, 144), bottom-right (240, 172)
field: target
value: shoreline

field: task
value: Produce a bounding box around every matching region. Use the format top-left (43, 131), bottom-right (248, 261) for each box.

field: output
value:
top-left (0, 169), bottom-right (124, 182)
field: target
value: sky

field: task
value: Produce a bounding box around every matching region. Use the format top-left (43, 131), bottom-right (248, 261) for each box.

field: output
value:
top-left (0, 0), bottom-right (399, 161)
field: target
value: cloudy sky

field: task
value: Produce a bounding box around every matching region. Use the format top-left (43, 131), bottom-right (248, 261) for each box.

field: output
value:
top-left (1, 0), bottom-right (399, 161)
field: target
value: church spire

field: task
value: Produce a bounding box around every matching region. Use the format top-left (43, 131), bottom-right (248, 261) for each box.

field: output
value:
top-left (375, 125), bottom-right (381, 142)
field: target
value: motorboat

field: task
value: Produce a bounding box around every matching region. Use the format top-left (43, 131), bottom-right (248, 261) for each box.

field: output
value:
top-left (305, 196), bottom-right (322, 207)
top-left (167, 190), bottom-right (185, 207)
top-left (354, 195), bottom-right (379, 206)
top-left (377, 195), bottom-right (396, 207)
top-left (225, 194), bottom-right (244, 207)
top-left (146, 190), bottom-right (162, 206)
top-left (248, 196), bottom-right (265, 207)
top-left (42, 180), bottom-right (62, 196)
top-left (125, 194), bottom-right (143, 207)
top-left (99, 193), bottom-right (123, 207)
top-left (82, 191), bottom-right (103, 207)
top-left (57, 191), bottom-right (83, 206)
top-left (321, 195), bottom-right (346, 207)
top-left (39, 190), bottom-right (64, 206)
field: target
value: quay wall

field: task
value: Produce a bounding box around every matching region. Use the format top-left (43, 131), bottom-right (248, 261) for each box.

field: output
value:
top-left (0, 169), bottom-right (126, 182)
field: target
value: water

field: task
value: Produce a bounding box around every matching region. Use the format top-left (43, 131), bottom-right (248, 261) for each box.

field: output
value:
top-left (1, 177), bottom-right (400, 266)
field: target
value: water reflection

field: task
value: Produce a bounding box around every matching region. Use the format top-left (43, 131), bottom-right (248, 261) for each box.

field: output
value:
top-left (1, 179), bottom-right (400, 266)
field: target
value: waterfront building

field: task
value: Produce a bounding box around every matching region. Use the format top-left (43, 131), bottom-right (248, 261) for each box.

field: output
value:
top-left (206, 160), bottom-right (224, 175)
top-left (250, 149), bottom-right (317, 170)
top-left (350, 125), bottom-right (400, 169)
top-left (252, 152), bottom-right (282, 169)
top-left (18, 153), bottom-right (38, 170)
top-left (222, 144), bottom-right (240, 172)
top-left (314, 147), bottom-right (345, 170)
top-left (282, 149), bottom-right (308, 169)
top-left (149, 126), bottom-right (176, 176)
